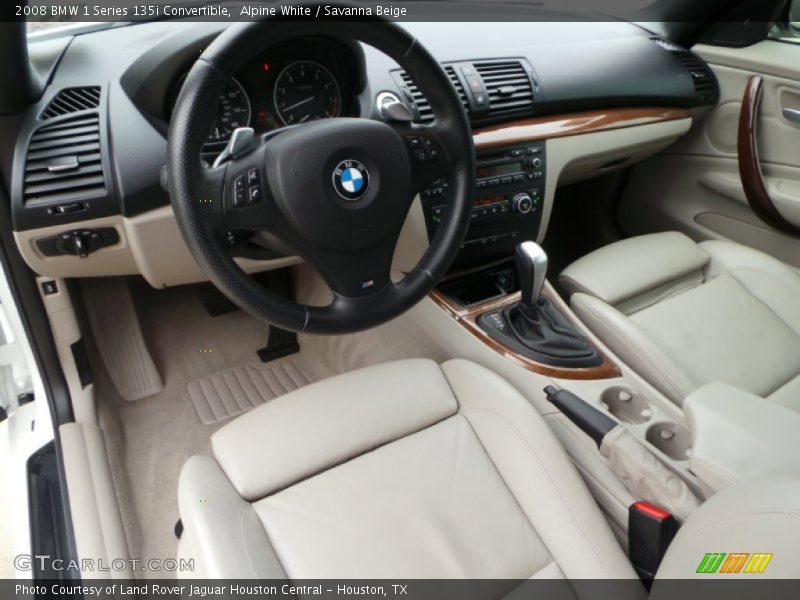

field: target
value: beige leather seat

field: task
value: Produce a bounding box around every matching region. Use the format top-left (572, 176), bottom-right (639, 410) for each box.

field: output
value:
top-left (177, 358), bottom-right (638, 580)
top-left (560, 232), bottom-right (800, 411)
top-left (177, 357), bottom-right (800, 582)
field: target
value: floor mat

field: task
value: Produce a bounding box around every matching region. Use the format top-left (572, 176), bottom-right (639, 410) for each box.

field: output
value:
top-left (188, 360), bottom-right (312, 424)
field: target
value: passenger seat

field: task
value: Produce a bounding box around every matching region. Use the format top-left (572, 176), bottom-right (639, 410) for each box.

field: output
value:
top-left (559, 232), bottom-right (800, 412)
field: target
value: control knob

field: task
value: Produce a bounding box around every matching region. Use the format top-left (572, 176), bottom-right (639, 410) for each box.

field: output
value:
top-left (511, 193), bottom-right (534, 215)
top-left (527, 157), bottom-right (542, 168)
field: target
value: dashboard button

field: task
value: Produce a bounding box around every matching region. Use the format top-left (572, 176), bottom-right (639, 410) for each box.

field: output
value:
top-left (247, 168), bottom-right (260, 185)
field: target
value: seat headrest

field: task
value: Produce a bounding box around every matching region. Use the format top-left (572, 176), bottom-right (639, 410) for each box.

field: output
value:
top-left (211, 359), bottom-right (457, 501)
top-left (559, 232), bottom-right (710, 306)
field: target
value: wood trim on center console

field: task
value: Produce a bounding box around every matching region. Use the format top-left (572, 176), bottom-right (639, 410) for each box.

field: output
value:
top-left (472, 107), bottom-right (690, 150)
top-left (430, 289), bottom-right (621, 380)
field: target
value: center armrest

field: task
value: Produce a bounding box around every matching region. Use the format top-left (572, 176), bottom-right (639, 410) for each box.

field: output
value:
top-left (684, 382), bottom-right (800, 493)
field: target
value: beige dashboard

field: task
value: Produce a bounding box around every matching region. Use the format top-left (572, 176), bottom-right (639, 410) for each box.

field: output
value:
top-left (14, 108), bottom-right (692, 288)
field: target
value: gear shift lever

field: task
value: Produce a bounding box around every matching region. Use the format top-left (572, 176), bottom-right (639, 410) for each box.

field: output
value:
top-left (477, 240), bottom-right (602, 368)
top-left (515, 241), bottom-right (548, 307)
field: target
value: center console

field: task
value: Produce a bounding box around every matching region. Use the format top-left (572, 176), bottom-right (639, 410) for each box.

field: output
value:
top-left (421, 141), bottom-right (546, 267)
top-left (432, 243), bottom-right (620, 381)
top-left (424, 140), bottom-right (617, 379)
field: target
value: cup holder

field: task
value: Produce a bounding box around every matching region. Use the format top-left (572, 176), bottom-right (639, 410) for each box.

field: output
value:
top-left (600, 387), bottom-right (653, 425)
top-left (646, 422), bottom-right (692, 461)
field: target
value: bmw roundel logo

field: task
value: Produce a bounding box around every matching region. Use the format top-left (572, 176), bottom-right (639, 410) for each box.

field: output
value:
top-left (332, 159), bottom-right (369, 201)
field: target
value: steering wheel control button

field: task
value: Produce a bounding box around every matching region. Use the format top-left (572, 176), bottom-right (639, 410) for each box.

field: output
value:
top-left (231, 169), bottom-right (264, 208)
top-left (233, 175), bottom-right (246, 207)
top-left (332, 159), bottom-right (369, 201)
top-left (406, 135), bottom-right (438, 164)
top-left (423, 137), bottom-right (439, 160)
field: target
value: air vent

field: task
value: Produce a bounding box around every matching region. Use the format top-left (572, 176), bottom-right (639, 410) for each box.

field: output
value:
top-left (673, 53), bottom-right (716, 96)
top-left (650, 37), bottom-right (684, 53)
top-left (40, 87), bottom-right (101, 120)
top-left (24, 114), bottom-right (106, 204)
top-left (398, 71), bottom-right (432, 123)
top-left (474, 60), bottom-right (534, 115)
top-left (652, 38), bottom-right (716, 103)
top-left (398, 67), bottom-right (469, 123)
top-left (445, 65), bottom-right (470, 117)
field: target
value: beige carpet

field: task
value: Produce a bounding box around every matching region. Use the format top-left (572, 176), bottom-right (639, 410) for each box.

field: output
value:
top-left (90, 276), bottom-right (444, 578)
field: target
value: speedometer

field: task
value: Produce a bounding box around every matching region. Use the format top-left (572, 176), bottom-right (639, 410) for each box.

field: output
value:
top-left (273, 61), bottom-right (342, 125)
top-left (172, 75), bottom-right (251, 143)
top-left (207, 78), bottom-right (252, 142)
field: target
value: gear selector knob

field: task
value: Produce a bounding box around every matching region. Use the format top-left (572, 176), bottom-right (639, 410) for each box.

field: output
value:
top-left (515, 241), bottom-right (548, 307)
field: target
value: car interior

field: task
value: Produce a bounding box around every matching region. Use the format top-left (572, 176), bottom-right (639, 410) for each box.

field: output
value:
top-left (3, 0), bottom-right (800, 590)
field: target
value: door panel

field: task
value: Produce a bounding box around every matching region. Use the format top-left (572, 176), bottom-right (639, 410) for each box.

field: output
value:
top-left (618, 39), bottom-right (800, 266)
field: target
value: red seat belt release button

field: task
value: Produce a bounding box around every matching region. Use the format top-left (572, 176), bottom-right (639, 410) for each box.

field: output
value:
top-left (629, 501), bottom-right (677, 584)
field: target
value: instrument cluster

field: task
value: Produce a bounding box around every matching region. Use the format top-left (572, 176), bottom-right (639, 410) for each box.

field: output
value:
top-left (170, 37), bottom-right (359, 150)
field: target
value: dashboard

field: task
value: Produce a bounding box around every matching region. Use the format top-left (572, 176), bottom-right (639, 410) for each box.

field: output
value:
top-left (1, 19), bottom-right (717, 287)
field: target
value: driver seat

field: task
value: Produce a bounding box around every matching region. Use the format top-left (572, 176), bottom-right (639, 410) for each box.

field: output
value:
top-left (177, 358), bottom-right (637, 580)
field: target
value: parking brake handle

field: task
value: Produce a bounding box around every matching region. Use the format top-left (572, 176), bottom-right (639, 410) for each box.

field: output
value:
top-left (544, 385), bottom-right (617, 448)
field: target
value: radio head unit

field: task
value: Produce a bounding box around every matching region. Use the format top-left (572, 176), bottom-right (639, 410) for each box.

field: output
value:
top-left (421, 141), bottom-right (546, 267)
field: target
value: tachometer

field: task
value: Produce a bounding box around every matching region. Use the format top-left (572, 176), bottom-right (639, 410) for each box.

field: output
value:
top-left (273, 61), bottom-right (342, 125)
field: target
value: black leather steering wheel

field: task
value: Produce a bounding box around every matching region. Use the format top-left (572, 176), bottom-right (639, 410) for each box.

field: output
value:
top-left (168, 13), bottom-right (474, 334)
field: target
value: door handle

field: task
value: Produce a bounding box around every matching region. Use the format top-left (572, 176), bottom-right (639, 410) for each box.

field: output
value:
top-left (783, 107), bottom-right (800, 123)
top-left (738, 76), bottom-right (800, 234)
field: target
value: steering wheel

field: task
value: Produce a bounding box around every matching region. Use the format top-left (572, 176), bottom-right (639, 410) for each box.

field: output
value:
top-left (168, 15), bottom-right (474, 334)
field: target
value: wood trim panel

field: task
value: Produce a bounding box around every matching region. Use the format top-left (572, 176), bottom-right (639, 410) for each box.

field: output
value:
top-left (472, 107), bottom-right (691, 150)
top-left (737, 75), bottom-right (800, 235)
top-left (430, 289), bottom-right (621, 380)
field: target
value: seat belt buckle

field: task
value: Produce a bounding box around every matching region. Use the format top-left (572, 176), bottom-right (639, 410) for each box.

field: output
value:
top-left (628, 501), bottom-right (677, 585)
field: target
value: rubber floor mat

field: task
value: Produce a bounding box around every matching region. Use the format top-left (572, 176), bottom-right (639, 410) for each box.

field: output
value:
top-left (187, 360), bottom-right (311, 425)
